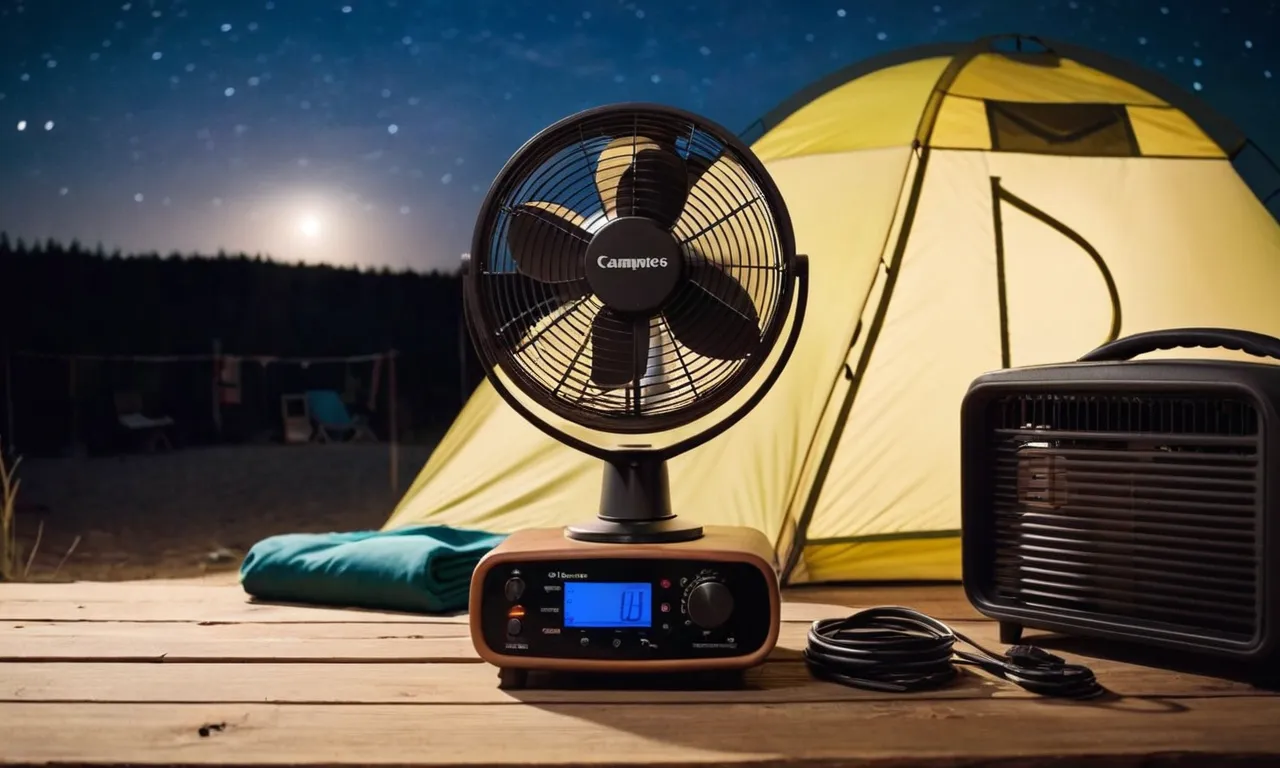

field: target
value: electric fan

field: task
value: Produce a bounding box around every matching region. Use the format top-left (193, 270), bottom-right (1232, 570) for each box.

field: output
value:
top-left (462, 103), bottom-right (808, 685)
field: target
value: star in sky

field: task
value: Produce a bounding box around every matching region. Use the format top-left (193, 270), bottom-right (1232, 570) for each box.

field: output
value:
top-left (0, 0), bottom-right (1275, 272)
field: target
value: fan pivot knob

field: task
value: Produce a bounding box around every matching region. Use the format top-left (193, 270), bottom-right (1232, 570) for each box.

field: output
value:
top-left (685, 576), bottom-right (734, 629)
top-left (584, 216), bottom-right (683, 315)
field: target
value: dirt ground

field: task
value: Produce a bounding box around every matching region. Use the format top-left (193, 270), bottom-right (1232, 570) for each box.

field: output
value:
top-left (7, 442), bottom-right (438, 582)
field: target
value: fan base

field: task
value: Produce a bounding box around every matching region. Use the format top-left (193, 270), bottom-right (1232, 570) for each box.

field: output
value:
top-left (564, 516), bottom-right (704, 544)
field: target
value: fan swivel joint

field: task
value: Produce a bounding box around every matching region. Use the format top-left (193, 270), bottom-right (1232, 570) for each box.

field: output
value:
top-left (583, 216), bottom-right (684, 315)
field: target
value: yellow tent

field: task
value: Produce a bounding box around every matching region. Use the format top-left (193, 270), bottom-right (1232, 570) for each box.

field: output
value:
top-left (385, 34), bottom-right (1280, 584)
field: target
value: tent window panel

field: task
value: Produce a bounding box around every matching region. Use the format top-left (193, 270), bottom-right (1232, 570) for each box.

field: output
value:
top-left (985, 101), bottom-right (1139, 157)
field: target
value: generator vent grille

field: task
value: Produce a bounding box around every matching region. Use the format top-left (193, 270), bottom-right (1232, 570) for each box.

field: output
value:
top-left (989, 392), bottom-right (1261, 642)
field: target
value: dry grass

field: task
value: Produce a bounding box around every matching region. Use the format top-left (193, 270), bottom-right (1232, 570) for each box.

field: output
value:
top-left (12, 442), bottom-right (436, 582)
top-left (0, 446), bottom-right (21, 581)
top-left (1, 446), bottom-right (83, 582)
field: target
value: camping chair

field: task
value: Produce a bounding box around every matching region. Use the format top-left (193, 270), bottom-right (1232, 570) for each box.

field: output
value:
top-left (114, 390), bottom-right (175, 452)
top-left (280, 394), bottom-right (312, 444)
top-left (305, 389), bottom-right (377, 443)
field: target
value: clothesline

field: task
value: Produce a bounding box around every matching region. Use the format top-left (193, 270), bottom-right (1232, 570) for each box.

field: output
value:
top-left (13, 350), bottom-right (399, 365)
top-left (1, 347), bottom-right (404, 491)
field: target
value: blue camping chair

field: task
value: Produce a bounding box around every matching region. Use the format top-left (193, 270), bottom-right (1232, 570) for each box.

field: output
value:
top-left (304, 389), bottom-right (377, 443)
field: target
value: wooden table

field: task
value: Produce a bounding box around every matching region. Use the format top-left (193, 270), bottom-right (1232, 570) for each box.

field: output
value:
top-left (2, 580), bottom-right (1279, 766)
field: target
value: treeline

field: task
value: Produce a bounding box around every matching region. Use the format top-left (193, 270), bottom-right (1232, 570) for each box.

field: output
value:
top-left (0, 234), bottom-right (484, 456)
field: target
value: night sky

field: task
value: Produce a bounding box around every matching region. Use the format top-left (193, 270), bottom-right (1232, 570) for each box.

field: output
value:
top-left (1, 0), bottom-right (1276, 273)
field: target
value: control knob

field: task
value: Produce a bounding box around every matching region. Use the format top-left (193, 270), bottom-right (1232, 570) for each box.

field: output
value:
top-left (685, 576), bottom-right (734, 629)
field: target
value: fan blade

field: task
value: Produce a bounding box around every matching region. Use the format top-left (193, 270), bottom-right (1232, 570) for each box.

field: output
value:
top-left (507, 202), bottom-right (590, 285)
top-left (594, 135), bottom-right (661, 218)
top-left (665, 261), bottom-right (760, 360)
top-left (673, 152), bottom-right (757, 241)
top-left (589, 308), bottom-right (640, 388)
top-left (615, 147), bottom-right (690, 229)
top-left (639, 122), bottom-right (721, 193)
top-left (683, 151), bottom-right (718, 192)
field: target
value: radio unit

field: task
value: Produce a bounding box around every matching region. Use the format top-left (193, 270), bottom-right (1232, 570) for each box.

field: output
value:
top-left (468, 526), bottom-right (781, 682)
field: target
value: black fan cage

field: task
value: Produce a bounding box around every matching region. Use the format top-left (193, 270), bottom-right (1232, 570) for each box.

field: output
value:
top-left (465, 103), bottom-right (798, 435)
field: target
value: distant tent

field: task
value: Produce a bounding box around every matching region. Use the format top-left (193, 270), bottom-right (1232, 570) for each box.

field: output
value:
top-left (384, 34), bottom-right (1280, 584)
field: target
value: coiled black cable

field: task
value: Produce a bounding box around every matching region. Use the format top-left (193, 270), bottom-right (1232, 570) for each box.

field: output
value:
top-left (803, 606), bottom-right (1104, 699)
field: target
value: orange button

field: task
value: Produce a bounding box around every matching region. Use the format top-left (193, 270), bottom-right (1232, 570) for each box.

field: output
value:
top-left (508, 605), bottom-right (526, 618)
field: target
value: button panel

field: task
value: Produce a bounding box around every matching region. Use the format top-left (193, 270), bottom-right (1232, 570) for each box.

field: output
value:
top-left (478, 558), bottom-right (773, 661)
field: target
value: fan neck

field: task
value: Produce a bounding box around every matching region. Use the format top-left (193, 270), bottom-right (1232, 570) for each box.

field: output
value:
top-left (597, 452), bottom-right (673, 523)
top-left (563, 452), bottom-right (705, 544)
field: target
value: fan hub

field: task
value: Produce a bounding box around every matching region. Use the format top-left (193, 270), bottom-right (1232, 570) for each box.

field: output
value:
top-left (584, 216), bottom-right (683, 315)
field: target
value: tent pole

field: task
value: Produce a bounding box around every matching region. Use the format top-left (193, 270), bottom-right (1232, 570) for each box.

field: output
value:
top-left (67, 358), bottom-right (77, 456)
top-left (2, 349), bottom-right (13, 455)
top-left (211, 338), bottom-right (223, 437)
top-left (388, 350), bottom-right (398, 494)
top-left (457, 311), bottom-right (467, 407)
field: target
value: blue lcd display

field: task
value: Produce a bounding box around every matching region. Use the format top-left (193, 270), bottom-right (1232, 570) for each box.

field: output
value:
top-left (562, 581), bottom-right (652, 628)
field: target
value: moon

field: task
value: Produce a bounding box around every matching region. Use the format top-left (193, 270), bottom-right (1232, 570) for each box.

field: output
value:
top-left (298, 214), bottom-right (322, 238)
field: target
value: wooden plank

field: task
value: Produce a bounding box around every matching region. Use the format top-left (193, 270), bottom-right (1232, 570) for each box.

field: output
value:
top-left (0, 656), bottom-right (1261, 704)
top-left (0, 583), bottom-right (978, 623)
top-left (2, 699), bottom-right (1279, 767)
top-left (0, 620), bottom-right (477, 662)
top-left (0, 597), bottom-right (853, 626)
top-left (0, 597), bottom-right (467, 624)
top-left (0, 615), bottom-right (1008, 663)
top-left (0, 581), bottom-right (972, 606)
top-left (0, 617), bottom-right (818, 662)
top-left (784, 584), bottom-right (985, 621)
top-left (0, 660), bottom-right (988, 705)
top-left (0, 620), bottom-right (1264, 699)
top-left (0, 583), bottom-right (252, 601)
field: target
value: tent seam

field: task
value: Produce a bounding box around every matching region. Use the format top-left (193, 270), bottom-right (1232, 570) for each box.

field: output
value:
top-left (938, 89), bottom-right (1176, 110)
top-left (778, 42), bottom-right (986, 584)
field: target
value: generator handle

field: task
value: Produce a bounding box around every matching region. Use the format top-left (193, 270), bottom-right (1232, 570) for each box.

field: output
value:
top-left (1078, 327), bottom-right (1280, 363)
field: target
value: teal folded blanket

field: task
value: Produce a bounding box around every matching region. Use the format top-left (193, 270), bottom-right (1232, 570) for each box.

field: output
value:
top-left (239, 525), bottom-right (507, 614)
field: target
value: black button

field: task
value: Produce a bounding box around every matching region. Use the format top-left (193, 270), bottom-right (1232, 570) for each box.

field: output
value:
top-left (503, 577), bottom-right (525, 601)
top-left (506, 618), bottom-right (523, 635)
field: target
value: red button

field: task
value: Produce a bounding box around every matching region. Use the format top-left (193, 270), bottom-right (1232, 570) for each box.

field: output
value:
top-left (660, 579), bottom-right (671, 589)
top-left (660, 603), bottom-right (671, 613)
